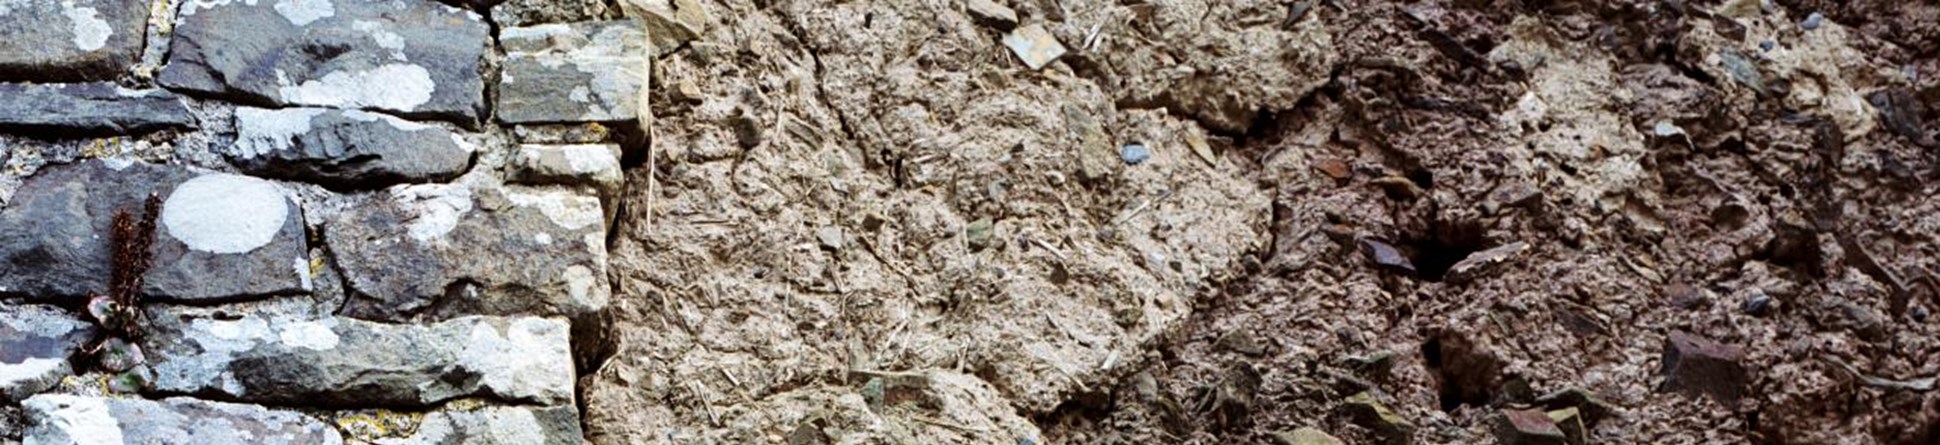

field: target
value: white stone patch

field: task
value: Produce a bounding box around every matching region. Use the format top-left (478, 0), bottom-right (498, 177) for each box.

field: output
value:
top-left (161, 174), bottom-right (291, 254)
top-left (391, 183), bottom-right (474, 242)
top-left (351, 20), bottom-right (406, 60)
top-left (23, 394), bottom-right (126, 445)
top-left (278, 64), bottom-right (436, 113)
top-left (232, 107), bottom-right (325, 159)
top-left (533, 233), bottom-right (551, 245)
top-left (0, 0), bottom-right (29, 16)
top-left (562, 265), bottom-right (594, 302)
top-left (0, 357), bottom-right (65, 390)
top-left (62, 3), bottom-right (111, 51)
top-left (456, 317), bottom-right (572, 404)
top-left (273, 0), bottom-right (332, 26)
top-left (294, 256), bottom-right (313, 291)
top-left (504, 189), bottom-right (600, 231)
top-left (277, 320), bottom-right (339, 351)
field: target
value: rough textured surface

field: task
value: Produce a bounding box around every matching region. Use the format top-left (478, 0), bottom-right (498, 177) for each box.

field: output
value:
top-left (0, 305), bottom-right (92, 403)
top-left (143, 314), bottom-right (574, 408)
top-left (0, 0), bottom-right (148, 81)
top-left (229, 107), bottom-right (476, 189)
top-left (364, 405), bottom-right (584, 445)
top-left (158, 0), bottom-right (491, 125)
top-left (20, 394), bottom-right (342, 445)
top-left (497, 20), bottom-right (650, 124)
top-left (0, 83), bottom-right (193, 135)
top-left (0, 162), bottom-right (309, 303)
top-left (491, 0), bottom-right (610, 27)
top-left (327, 175), bottom-right (608, 323)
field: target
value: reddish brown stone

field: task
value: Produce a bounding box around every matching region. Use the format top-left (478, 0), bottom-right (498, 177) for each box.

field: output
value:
top-left (1659, 330), bottom-right (1749, 403)
top-left (1491, 408), bottom-right (1567, 445)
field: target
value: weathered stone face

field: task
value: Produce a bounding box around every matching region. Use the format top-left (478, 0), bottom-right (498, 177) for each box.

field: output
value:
top-left (0, 0), bottom-right (149, 82)
top-left (0, 305), bottom-right (93, 403)
top-left (367, 405), bottom-right (584, 445)
top-left (158, 0), bottom-right (491, 126)
top-left (490, 0), bottom-right (609, 27)
top-left (0, 83), bottom-right (194, 136)
top-left (229, 107), bottom-right (476, 190)
top-left (497, 20), bottom-right (648, 124)
top-left (21, 395), bottom-right (343, 445)
top-left (327, 178), bottom-right (608, 322)
top-left (0, 161), bottom-right (311, 303)
top-left (143, 314), bottom-right (575, 408)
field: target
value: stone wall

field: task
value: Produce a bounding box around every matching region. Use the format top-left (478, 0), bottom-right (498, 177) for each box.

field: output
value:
top-left (0, 0), bottom-right (648, 443)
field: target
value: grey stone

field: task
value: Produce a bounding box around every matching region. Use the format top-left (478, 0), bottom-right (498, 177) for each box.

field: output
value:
top-left (21, 394), bottom-right (342, 445)
top-left (0, 305), bottom-right (93, 403)
top-left (1002, 24), bottom-right (1065, 71)
top-left (373, 405), bottom-right (583, 445)
top-left (229, 107), bottom-right (476, 189)
top-left (145, 314), bottom-right (574, 407)
top-left (327, 178), bottom-right (609, 322)
top-left (0, 0), bottom-right (148, 82)
top-left (0, 83), bottom-right (193, 135)
top-left (158, 0), bottom-right (490, 126)
top-left (497, 20), bottom-right (648, 124)
top-left (491, 0), bottom-right (609, 27)
top-left (0, 161), bottom-right (312, 303)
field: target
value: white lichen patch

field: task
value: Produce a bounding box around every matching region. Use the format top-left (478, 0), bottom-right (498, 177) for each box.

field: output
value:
top-left (61, 2), bottom-right (110, 51)
top-left (390, 183), bottom-right (475, 243)
top-left (272, 0), bottom-right (332, 26)
top-left (278, 64), bottom-right (436, 113)
top-left (23, 394), bottom-right (126, 445)
top-left (562, 265), bottom-right (594, 302)
top-left (0, 357), bottom-right (66, 390)
top-left (454, 317), bottom-right (572, 404)
top-left (504, 189), bottom-right (601, 231)
top-left (295, 256), bottom-right (313, 291)
top-left (232, 107), bottom-right (326, 159)
top-left (161, 174), bottom-right (292, 254)
top-left (277, 319), bottom-right (340, 351)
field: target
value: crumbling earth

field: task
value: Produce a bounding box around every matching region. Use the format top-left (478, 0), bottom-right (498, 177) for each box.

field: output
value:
top-left (587, 0), bottom-right (1940, 444)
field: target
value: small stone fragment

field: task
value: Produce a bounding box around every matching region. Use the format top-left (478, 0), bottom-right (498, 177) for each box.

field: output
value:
top-left (1717, 49), bottom-right (1764, 94)
top-left (1870, 89), bottom-right (1936, 148)
top-left (1120, 143), bottom-right (1151, 165)
top-left (1800, 12), bottom-right (1823, 31)
top-left (21, 394), bottom-right (342, 445)
top-left (1215, 329), bottom-right (1264, 356)
top-left (1272, 427), bottom-right (1344, 445)
top-left (1360, 239), bottom-right (1416, 273)
top-left (1534, 387), bottom-right (1617, 426)
top-left (1443, 242), bottom-right (1529, 284)
top-left (1742, 290), bottom-right (1773, 316)
top-left (145, 314), bottom-right (575, 407)
top-left (1484, 182), bottom-right (1540, 214)
top-left (160, 0), bottom-right (491, 125)
top-left (0, 0), bottom-right (150, 82)
top-left (1003, 24), bottom-right (1066, 71)
top-left (1547, 407), bottom-right (1587, 445)
top-left (967, 218), bottom-right (996, 250)
top-left (1315, 159), bottom-right (1352, 181)
top-left (511, 144), bottom-right (624, 194)
top-left (817, 227), bottom-right (845, 251)
top-left (1659, 330), bottom-right (1749, 402)
top-left (498, 20), bottom-right (650, 124)
top-left (0, 83), bottom-right (193, 135)
top-left (1, 305), bottom-right (94, 403)
top-left (1186, 131), bottom-right (1218, 166)
top-left (1491, 408), bottom-right (1567, 445)
top-left (965, 0), bottom-right (1019, 30)
top-left (624, 0), bottom-right (708, 57)
top-left (1341, 391), bottom-right (1415, 445)
top-left (229, 107), bottom-right (475, 189)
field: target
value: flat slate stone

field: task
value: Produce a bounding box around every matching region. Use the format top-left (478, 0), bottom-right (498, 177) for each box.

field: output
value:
top-left (511, 144), bottom-right (622, 191)
top-left (0, 161), bottom-right (311, 303)
top-left (145, 314), bottom-right (574, 407)
top-left (497, 20), bottom-right (648, 124)
top-left (0, 305), bottom-right (93, 403)
top-left (0, 83), bottom-right (193, 135)
top-left (21, 394), bottom-right (342, 445)
top-left (159, 0), bottom-right (490, 125)
top-left (230, 107), bottom-right (475, 189)
top-left (328, 179), bottom-right (609, 322)
top-left (0, 0), bottom-right (148, 81)
top-left (373, 405), bottom-right (583, 445)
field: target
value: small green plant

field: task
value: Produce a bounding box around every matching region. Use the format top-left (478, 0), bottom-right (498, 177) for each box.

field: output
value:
top-left (84, 193), bottom-right (160, 393)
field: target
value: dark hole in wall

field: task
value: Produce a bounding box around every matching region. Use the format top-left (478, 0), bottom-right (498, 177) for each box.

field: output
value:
top-left (1403, 219), bottom-right (1487, 282)
top-left (1421, 333), bottom-right (1503, 412)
